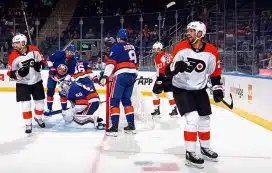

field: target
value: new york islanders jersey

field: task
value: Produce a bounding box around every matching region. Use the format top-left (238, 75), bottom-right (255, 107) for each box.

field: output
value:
top-left (49, 51), bottom-right (77, 80)
top-left (171, 40), bottom-right (221, 90)
top-left (70, 61), bottom-right (93, 80)
top-left (7, 45), bottom-right (44, 85)
top-left (67, 77), bottom-right (99, 106)
top-left (154, 51), bottom-right (172, 76)
top-left (105, 42), bottom-right (138, 76)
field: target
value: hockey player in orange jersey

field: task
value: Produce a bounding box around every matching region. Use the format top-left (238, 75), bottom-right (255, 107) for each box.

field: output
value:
top-left (166, 21), bottom-right (223, 168)
top-left (151, 42), bottom-right (178, 117)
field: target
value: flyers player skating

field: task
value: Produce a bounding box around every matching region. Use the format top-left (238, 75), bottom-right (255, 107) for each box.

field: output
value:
top-left (151, 42), bottom-right (178, 118)
top-left (167, 21), bottom-right (223, 168)
top-left (7, 34), bottom-right (46, 134)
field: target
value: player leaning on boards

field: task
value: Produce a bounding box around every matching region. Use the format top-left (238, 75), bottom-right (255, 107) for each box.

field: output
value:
top-left (99, 29), bottom-right (138, 137)
top-left (151, 41), bottom-right (178, 118)
top-left (7, 34), bottom-right (47, 134)
top-left (166, 21), bottom-right (224, 168)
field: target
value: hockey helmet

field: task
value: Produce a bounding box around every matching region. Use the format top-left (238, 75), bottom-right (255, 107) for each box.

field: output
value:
top-left (59, 79), bottom-right (72, 97)
top-left (116, 29), bottom-right (128, 40)
top-left (67, 44), bottom-right (76, 52)
top-left (12, 34), bottom-right (27, 49)
top-left (152, 42), bottom-right (163, 53)
top-left (187, 21), bottom-right (206, 38)
top-left (66, 44), bottom-right (76, 57)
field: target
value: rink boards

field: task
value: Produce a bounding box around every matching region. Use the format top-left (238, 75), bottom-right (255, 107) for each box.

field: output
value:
top-left (0, 69), bottom-right (271, 130)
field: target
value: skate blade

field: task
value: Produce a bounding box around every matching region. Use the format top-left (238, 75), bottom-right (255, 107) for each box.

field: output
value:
top-left (106, 132), bottom-right (118, 137)
top-left (124, 130), bottom-right (136, 134)
top-left (202, 155), bottom-right (219, 162)
top-left (185, 160), bottom-right (204, 169)
top-left (169, 115), bottom-right (179, 118)
top-left (152, 115), bottom-right (161, 119)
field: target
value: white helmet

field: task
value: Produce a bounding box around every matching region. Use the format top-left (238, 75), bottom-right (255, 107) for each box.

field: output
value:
top-left (152, 42), bottom-right (163, 50)
top-left (12, 34), bottom-right (27, 44)
top-left (187, 21), bottom-right (206, 38)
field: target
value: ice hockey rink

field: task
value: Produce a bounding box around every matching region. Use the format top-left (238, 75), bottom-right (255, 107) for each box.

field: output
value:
top-left (0, 92), bottom-right (271, 173)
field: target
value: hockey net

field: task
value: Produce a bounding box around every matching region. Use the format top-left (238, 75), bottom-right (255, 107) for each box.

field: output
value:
top-left (105, 76), bottom-right (154, 131)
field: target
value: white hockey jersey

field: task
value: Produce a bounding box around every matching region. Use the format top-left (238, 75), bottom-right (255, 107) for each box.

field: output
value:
top-left (7, 45), bottom-right (43, 85)
top-left (171, 40), bottom-right (221, 90)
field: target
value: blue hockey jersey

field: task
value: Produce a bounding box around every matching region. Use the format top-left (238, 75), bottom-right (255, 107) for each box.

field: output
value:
top-left (48, 50), bottom-right (77, 80)
top-left (67, 77), bottom-right (99, 105)
top-left (106, 42), bottom-right (138, 75)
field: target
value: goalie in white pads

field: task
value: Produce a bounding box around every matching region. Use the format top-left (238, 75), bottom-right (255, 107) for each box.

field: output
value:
top-left (59, 76), bottom-right (105, 129)
top-left (166, 21), bottom-right (223, 168)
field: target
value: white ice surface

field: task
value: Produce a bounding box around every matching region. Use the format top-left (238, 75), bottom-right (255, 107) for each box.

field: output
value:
top-left (0, 92), bottom-right (271, 173)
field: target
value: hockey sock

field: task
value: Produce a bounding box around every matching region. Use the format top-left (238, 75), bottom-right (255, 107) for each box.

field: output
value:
top-left (125, 106), bottom-right (135, 125)
top-left (60, 97), bottom-right (67, 110)
top-left (47, 96), bottom-right (53, 110)
top-left (184, 111), bottom-right (199, 152)
top-left (110, 107), bottom-right (120, 127)
top-left (198, 116), bottom-right (211, 148)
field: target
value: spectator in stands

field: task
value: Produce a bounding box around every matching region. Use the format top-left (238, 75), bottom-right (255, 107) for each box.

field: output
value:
top-left (267, 52), bottom-right (272, 69)
top-left (143, 24), bottom-right (151, 46)
top-left (85, 28), bottom-right (95, 39)
top-left (0, 59), bottom-right (5, 68)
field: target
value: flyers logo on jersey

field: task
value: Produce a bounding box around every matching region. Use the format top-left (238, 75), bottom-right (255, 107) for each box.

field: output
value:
top-left (21, 58), bottom-right (35, 67)
top-left (186, 57), bottom-right (206, 73)
top-left (57, 64), bottom-right (68, 75)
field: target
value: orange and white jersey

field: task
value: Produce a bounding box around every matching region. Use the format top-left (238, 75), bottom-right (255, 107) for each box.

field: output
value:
top-left (7, 45), bottom-right (44, 85)
top-left (171, 40), bottom-right (221, 90)
top-left (154, 51), bottom-right (172, 76)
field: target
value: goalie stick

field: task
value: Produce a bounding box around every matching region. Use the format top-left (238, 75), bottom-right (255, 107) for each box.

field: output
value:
top-left (44, 100), bottom-right (106, 116)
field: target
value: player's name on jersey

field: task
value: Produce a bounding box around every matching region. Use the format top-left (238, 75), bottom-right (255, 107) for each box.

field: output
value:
top-left (124, 45), bottom-right (135, 50)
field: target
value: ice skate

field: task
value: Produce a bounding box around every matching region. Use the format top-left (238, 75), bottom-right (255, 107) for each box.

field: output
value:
top-left (151, 107), bottom-right (161, 118)
top-left (124, 123), bottom-right (136, 134)
top-left (185, 151), bottom-right (204, 169)
top-left (106, 125), bottom-right (118, 137)
top-left (94, 117), bottom-right (105, 130)
top-left (25, 124), bottom-right (32, 134)
top-left (169, 106), bottom-right (178, 117)
top-left (34, 117), bottom-right (45, 128)
top-left (201, 147), bottom-right (218, 162)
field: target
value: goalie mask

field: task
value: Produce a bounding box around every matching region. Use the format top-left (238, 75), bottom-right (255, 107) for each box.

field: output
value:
top-left (12, 34), bottom-right (27, 51)
top-left (59, 80), bottom-right (72, 97)
top-left (186, 21), bottom-right (206, 44)
top-left (152, 42), bottom-right (163, 54)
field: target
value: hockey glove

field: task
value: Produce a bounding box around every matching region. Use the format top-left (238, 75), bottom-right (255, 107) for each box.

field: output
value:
top-left (168, 61), bottom-right (188, 76)
top-left (33, 61), bottom-right (42, 72)
top-left (99, 72), bottom-right (107, 86)
top-left (17, 66), bottom-right (30, 78)
top-left (152, 75), bottom-right (165, 94)
top-left (212, 85), bottom-right (224, 102)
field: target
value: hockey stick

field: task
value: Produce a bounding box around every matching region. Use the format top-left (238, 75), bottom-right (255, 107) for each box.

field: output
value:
top-left (21, 1), bottom-right (32, 44)
top-left (208, 87), bottom-right (234, 109)
top-left (162, 1), bottom-right (176, 29)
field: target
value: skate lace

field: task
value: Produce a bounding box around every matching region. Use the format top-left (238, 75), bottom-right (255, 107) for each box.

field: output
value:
top-left (26, 125), bottom-right (32, 130)
top-left (204, 148), bottom-right (214, 155)
top-left (191, 152), bottom-right (201, 160)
